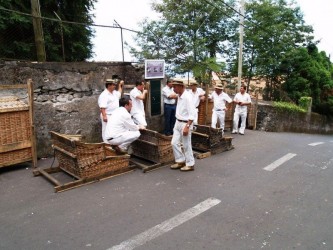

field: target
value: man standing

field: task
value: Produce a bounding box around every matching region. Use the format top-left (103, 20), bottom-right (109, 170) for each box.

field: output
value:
top-left (98, 79), bottom-right (123, 143)
top-left (130, 80), bottom-right (148, 127)
top-left (105, 97), bottom-right (143, 154)
top-left (187, 81), bottom-right (205, 125)
top-left (232, 85), bottom-right (252, 135)
top-left (170, 79), bottom-right (196, 172)
top-left (209, 83), bottom-right (232, 132)
top-left (162, 79), bottom-right (177, 135)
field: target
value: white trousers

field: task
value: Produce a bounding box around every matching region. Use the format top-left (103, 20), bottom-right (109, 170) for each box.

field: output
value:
top-left (232, 109), bottom-right (247, 134)
top-left (132, 113), bottom-right (147, 127)
top-left (101, 113), bottom-right (112, 143)
top-left (108, 131), bottom-right (140, 150)
top-left (211, 110), bottom-right (226, 130)
top-left (171, 120), bottom-right (195, 166)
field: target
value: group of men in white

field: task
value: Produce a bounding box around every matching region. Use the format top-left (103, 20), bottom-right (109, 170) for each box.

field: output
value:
top-left (98, 78), bottom-right (251, 171)
top-left (98, 79), bottom-right (147, 155)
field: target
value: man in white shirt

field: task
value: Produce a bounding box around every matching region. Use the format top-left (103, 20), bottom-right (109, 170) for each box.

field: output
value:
top-left (209, 83), bottom-right (232, 132)
top-left (105, 97), bottom-right (143, 154)
top-left (187, 81), bottom-right (205, 125)
top-left (162, 79), bottom-right (177, 135)
top-left (232, 85), bottom-right (252, 135)
top-left (130, 80), bottom-right (148, 127)
top-left (98, 79), bottom-right (123, 143)
top-left (170, 79), bottom-right (196, 172)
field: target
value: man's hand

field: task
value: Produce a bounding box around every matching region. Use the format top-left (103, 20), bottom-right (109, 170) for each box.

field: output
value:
top-left (183, 125), bottom-right (189, 136)
top-left (103, 115), bottom-right (107, 122)
top-left (138, 125), bottom-right (146, 130)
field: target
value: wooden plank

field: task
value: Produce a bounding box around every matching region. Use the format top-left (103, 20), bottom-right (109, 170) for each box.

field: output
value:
top-left (0, 140), bottom-right (32, 153)
top-left (0, 157), bottom-right (32, 168)
top-left (55, 167), bottom-right (133, 193)
top-left (129, 157), bottom-right (163, 173)
top-left (38, 168), bottom-right (62, 186)
top-left (53, 145), bottom-right (77, 158)
top-left (28, 79), bottom-right (37, 168)
top-left (193, 151), bottom-right (211, 159)
top-left (0, 107), bottom-right (29, 113)
top-left (0, 84), bottom-right (28, 90)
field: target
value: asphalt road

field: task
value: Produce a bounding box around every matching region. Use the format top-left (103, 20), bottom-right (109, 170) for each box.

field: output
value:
top-left (1, 130), bottom-right (333, 250)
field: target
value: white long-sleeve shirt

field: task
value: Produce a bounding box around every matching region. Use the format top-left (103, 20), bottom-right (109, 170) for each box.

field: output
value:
top-left (105, 107), bottom-right (139, 139)
top-left (98, 89), bottom-right (121, 114)
top-left (234, 92), bottom-right (252, 112)
top-left (162, 86), bottom-right (176, 105)
top-left (209, 91), bottom-right (232, 111)
top-left (130, 87), bottom-right (145, 115)
top-left (176, 90), bottom-right (196, 122)
top-left (188, 87), bottom-right (205, 108)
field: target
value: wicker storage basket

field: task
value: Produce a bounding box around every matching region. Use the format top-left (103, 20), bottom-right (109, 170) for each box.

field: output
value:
top-left (192, 125), bottom-right (223, 151)
top-left (0, 96), bottom-right (34, 167)
top-left (50, 131), bottom-right (130, 179)
top-left (131, 129), bottom-right (173, 163)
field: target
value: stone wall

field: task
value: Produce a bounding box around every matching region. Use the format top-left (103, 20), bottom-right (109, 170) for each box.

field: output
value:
top-left (0, 61), bottom-right (164, 157)
top-left (256, 103), bottom-right (333, 134)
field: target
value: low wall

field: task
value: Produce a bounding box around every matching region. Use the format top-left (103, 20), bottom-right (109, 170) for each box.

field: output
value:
top-left (256, 103), bottom-right (333, 134)
top-left (0, 61), bottom-right (163, 157)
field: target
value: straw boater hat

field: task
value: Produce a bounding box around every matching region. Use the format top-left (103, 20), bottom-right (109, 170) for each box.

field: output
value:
top-left (105, 79), bottom-right (116, 84)
top-left (214, 83), bottom-right (224, 90)
top-left (189, 80), bottom-right (198, 86)
top-left (172, 78), bottom-right (185, 85)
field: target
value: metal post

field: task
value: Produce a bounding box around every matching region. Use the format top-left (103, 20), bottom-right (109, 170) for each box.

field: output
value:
top-left (114, 20), bottom-right (124, 62)
top-left (54, 11), bottom-right (65, 62)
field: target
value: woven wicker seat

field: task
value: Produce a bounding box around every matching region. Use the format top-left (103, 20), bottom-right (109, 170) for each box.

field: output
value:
top-left (34, 131), bottom-right (131, 192)
top-left (131, 129), bottom-right (173, 164)
top-left (50, 131), bottom-right (130, 179)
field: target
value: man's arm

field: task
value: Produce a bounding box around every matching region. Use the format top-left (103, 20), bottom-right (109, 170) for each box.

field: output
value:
top-left (118, 80), bottom-right (124, 95)
top-left (100, 108), bottom-right (107, 122)
top-left (136, 89), bottom-right (148, 100)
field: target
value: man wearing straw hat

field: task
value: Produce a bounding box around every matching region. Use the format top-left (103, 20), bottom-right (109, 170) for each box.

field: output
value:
top-left (170, 79), bottom-right (196, 172)
top-left (98, 78), bottom-right (123, 143)
top-left (209, 82), bottom-right (232, 132)
top-left (187, 80), bottom-right (205, 125)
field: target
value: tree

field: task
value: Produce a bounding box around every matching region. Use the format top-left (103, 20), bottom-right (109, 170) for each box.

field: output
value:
top-left (0, 0), bottom-right (96, 61)
top-left (280, 44), bottom-right (333, 116)
top-left (129, 0), bottom-right (237, 79)
top-left (231, 0), bottom-right (314, 98)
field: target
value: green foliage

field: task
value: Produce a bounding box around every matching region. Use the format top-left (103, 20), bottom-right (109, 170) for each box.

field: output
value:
top-left (281, 44), bottom-right (333, 116)
top-left (298, 97), bottom-right (312, 111)
top-left (0, 0), bottom-right (96, 61)
top-left (273, 101), bottom-right (306, 113)
top-left (129, 0), bottom-right (237, 76)
top-left (230, 0), bottom-right (314, 99)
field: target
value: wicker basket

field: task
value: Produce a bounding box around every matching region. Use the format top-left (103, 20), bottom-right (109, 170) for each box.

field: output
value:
top-left (0, 96), bottom-right (34, 167)
top-left (131, 129), bottom-right (173, 163)
top-left (50, 131), bottom-right (130, 179)
top-left (192, 125), bottom-right (223, 151)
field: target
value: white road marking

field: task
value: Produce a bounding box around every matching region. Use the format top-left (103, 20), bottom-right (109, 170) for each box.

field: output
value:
top-left (263, 153), bottom-right (297, 171)
top-left (108, 197), bottom-right (221, 250)
top-left (308, 142), bottom-right (324, 146)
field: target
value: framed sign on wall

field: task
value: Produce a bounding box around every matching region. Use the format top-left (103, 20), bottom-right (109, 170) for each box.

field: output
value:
top-left (145, 59), bottom-right (165, 79)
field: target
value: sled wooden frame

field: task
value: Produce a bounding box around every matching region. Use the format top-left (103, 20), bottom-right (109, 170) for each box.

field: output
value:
top-left (33, 131), bottom-right (132, 192)
top-left (33, 165), bottom-right (134, 193)
top-left (129, 155), bottom-right (173, 173)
